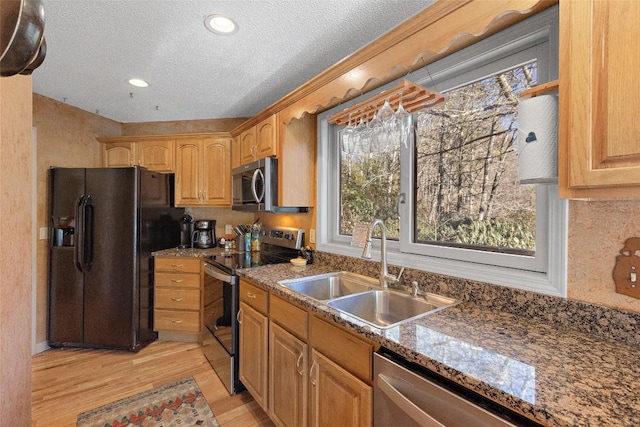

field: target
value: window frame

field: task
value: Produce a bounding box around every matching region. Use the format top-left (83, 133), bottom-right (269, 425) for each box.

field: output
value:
top-left (316, 6), bottom-right (567, 297)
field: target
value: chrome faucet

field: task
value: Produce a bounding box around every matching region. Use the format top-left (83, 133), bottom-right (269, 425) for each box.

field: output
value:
top-left (362, 219), bottom-right (404, 289)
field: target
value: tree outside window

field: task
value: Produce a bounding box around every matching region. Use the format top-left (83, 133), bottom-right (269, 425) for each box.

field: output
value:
top-left (339, 62), bottom-right (537, 256)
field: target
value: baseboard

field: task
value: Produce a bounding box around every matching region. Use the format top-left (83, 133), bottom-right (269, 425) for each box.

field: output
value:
top-left (33, 340), bottom-right (50, 355)
top-left (157, 331), bottom-right (202, 343)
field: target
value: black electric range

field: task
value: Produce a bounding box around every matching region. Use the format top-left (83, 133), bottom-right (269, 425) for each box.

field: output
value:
top-left (207, 244), bottom-right (300, 274)
top-left (201, 226), bottom-right (305, 395)
top-left (206, 226), bottom-right (305, 274)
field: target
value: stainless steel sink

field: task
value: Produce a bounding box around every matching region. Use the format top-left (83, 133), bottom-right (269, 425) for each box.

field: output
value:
top-left (279, 271), bottom-right (457, 329)
top-left (279, 271), bottom-right (380, 301)
top-left (327, 290), bottom-right (457, 329)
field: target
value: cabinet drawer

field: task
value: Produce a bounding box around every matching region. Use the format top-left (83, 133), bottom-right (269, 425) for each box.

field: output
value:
top-left (155, 272), bottom-right (200, 289)
top-left (155, 288), bottom-right (200, 310)
top-left (270, 294), bottom-right (308, 340)
top-left (240, 280), bottom-right (268, 314)
top-left (154, 310), bottom-right (200, 332)
top-left (155, 257), bottom-right (201, 273)
top-left (310, 315), bottom-right (373, 383)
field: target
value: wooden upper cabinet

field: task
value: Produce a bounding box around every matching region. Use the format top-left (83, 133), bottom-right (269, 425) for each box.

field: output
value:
top-left (240, 126), bottom-right (257, 165)
top-left (231, 134), bottom-right (241, 170)
top-left (560, 0), bottom-right (640, 198)
top-left (239, 115), bottom-right (278, 165)
top-left (102, 141), bottom-right (136, 168)
top-left (278, 113), bottom-right (316, 207)
top-left (138, 139), bottom-right (174, 172)
top-left (100, 137), bottom-right (174, 172)
top-left (175, 139), bottom-right (202, 205)
top-left (202, 137), bottom-right (231, 205)
top-left (256, 114), bottom-right (278, 159)
top-left (175, 135), bottom-right (231, 207)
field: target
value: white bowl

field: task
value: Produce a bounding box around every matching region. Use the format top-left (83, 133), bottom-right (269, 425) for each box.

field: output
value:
top-left (290, 257), bottom-right (307, 267)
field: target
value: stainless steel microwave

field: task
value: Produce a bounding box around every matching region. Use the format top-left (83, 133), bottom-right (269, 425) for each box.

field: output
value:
top-left (232, 157), bottom-right (308, 213)
top-left (232, 157), bottom-right (277, 212)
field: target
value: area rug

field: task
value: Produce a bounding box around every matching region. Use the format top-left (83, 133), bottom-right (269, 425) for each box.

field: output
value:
top-left (76, 376), bottom-right (219, 427)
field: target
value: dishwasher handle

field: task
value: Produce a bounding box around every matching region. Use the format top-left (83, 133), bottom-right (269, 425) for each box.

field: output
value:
top-left (377, 374), bottom-right (445, 427)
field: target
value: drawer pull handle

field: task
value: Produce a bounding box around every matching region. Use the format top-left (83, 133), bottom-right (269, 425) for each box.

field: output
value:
top-left (246, 292), bottom-right (257, 299)
top-left (171, 279), bottom-right (184, 283)
top-left (237, 308), bottom-right (243, 324)
top-left (171, 264), bottom-right (184, 268)
top-left (171, 298), bottom-right (184, 302)
top-left (171, 320), bottom-right (183, 324)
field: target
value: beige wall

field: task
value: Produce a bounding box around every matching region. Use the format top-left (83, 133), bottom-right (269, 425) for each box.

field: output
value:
top-left (568, 200), bottom-right (640, 312)
top-left (122, 118), bottom-right (247, 136)
top-left (1, 76), bottom-right (33, 426)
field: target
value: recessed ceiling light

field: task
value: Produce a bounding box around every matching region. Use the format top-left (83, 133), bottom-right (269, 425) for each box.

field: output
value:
top-left (128, 78), bottom-right (149, 88)
top-left (204, 14), bottom-right (238, 35)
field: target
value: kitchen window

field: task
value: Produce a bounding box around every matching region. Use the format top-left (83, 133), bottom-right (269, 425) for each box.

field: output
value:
top-left (317, 6), bottom-right (567, 296)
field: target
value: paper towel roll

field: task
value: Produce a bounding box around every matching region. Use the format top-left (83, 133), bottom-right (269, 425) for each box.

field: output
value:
top-left (516, 94), bottom-right (558, 184)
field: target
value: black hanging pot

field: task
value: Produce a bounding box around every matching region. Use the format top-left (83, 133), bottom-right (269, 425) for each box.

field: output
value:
top-left (0, 0), bottom-right (45, 77)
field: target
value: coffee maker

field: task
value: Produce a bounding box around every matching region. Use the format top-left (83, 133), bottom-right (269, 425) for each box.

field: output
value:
top-left (179, 215), bottom-right (194, 248)
top-left (192, 220), bottom-right (216, 249)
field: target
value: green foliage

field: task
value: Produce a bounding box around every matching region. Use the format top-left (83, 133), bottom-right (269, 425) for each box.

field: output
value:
top-left (418, 211), bottom-right (535, 251)
top-left (340, 155), bottom-right (400, 239)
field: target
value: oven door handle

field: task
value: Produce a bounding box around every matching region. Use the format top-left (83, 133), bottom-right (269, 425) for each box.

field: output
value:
top-left (203, 262), bottom-right (236, 283)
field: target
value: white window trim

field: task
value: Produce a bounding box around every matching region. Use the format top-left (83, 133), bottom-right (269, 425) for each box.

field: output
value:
top-left (316, 6), bottom-right (567, 297)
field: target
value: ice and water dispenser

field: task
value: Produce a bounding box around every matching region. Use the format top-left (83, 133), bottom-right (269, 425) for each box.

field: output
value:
top-left (52, 217), bottom-right (74, 247)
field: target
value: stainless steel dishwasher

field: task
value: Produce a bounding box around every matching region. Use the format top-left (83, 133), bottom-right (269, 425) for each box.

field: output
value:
top-left (374, 351), bottom-right (541, 427)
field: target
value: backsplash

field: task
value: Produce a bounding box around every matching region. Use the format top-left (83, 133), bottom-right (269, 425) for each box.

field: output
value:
top-left (315, 251), bottom-right (640, 348)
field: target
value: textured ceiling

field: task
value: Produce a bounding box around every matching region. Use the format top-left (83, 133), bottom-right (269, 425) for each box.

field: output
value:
top-left (32, 0), bottom-right (430, 123)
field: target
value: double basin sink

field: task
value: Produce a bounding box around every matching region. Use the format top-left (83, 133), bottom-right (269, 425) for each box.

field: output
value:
top-left (278, 271), bottom-right (458, 329)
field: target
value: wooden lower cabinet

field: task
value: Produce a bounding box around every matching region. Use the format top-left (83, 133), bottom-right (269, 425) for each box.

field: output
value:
top-left (238, 300), bottom-right (269, 411)
top-left (153, 257), bottom-right (203, 341)
top-left (309, 349), bottom-right (372, 427)
top-left (269, 322), bottom-right (308, 427)
top-left (238, 280), bottom-right (373, 427)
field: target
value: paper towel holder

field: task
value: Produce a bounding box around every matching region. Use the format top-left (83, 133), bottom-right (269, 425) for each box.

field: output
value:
top-left (517, 79), bottom-right (559, 184)
top-left (519, 80), bottom-right (559, 99)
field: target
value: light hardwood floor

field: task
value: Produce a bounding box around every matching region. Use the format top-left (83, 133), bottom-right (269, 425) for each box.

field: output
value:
top-left (32, 340), bottom-right (274, 427)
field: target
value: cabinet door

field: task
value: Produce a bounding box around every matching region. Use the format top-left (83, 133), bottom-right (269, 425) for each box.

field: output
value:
top-left (239, 301), bottom-right (269, 411)
top-left (202, 137), bottom-right (231, 206)
top-left (232, 134), bottom-right (241, 169)
top-left (560, 0), bottom-right (640, 198)
top-left (175, 139), bottom-right (202, 205)
top-left (102, 142), bottom-right (135, 167)
top-left (278, 113), bottom-right (316, 207)
top-left (240, 126), bottom-right (257, 165)
top-left (269, 322), bottom-right (308, 427)
top-left (138, 139), bottom-right (174, 172)
top-left (257, 114), bottom-right (278, 158)
top-left (309, 349), bottom-right (372, 427)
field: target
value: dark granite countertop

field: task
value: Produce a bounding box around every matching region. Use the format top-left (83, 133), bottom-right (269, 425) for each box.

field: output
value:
top-left (236, 263), bottom-right (640, 427)
top-left (152, 247), bottom-right (232, 257)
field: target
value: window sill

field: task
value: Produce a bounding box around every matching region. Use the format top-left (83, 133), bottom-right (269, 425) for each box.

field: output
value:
top-left (317, 240), bottom-right (566, 297)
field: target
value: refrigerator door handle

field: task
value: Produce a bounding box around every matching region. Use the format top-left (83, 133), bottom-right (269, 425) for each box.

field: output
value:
top-left (74, 195), bottom-right (85, 273)
top-left (82, 195), bottom-right (94, 272)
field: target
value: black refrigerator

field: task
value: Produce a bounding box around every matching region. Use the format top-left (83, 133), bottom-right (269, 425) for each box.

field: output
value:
top-left (48, 167), bottom-right (184, 351)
